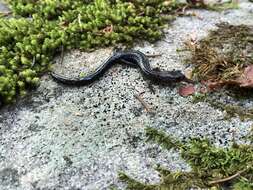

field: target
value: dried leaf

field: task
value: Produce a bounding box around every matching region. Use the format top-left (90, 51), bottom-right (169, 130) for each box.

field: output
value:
top-left (184, 68), bottom-right (193, 79)
top-left (102, 25), bottom-right (113, 33)
top-left (203, 80), bottom-right (239, 91)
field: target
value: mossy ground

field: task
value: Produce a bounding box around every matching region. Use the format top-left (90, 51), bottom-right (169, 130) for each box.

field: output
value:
top-left (188, 22), bottom-right (253, 123)
top-left (187, 22), bottom-right (253, 82)
top-left (120, 127), bottom-right (253, 190)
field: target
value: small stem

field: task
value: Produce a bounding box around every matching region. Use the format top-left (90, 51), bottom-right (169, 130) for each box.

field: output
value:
top-left (60, 45), bottom-right (65, 65)
top-left (208, 169), bottom-right (247, 185)
top-left (32, 56), bottom-right (36, 67)
top-left (134, 94), bottom-right (152, 113)
top-left (0, 12), bottom-right (12, 17)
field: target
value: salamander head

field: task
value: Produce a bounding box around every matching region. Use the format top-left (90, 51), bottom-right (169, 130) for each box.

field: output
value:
top-left (155, 70), bottom-right (194, 83)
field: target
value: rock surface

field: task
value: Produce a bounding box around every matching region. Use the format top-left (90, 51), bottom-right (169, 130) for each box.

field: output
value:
top-left (1, 1), bottom-right (253, 190)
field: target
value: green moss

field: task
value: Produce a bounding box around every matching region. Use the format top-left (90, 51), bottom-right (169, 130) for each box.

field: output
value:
top-left (0, 17), bottom-right (58, 103)
top-left (120, 127), bottom-right (253, 190)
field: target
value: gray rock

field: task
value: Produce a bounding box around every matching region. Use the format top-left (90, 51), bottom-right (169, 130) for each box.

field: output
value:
top-left (1, 1), bottom-right (253, 190)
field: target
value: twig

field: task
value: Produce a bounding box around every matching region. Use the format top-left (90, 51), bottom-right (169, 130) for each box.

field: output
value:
top-left (60, 45), bottom-right (64, 65)
top-left (0, 12), bottom-right (12, 17)
top-left (145, 53), bottom-right (162, 58)
top-left (186, 12), bottom-right (204, 20)
top-left (161, 39), bottom-right (173, 44)
top-left (78, 13), bottom-right (82, 27)
top-left (181, 5), bottom-right (189, 14)
top-left (175, 4), bottom-right (189, 16)
top-left (208, 169), bottom-right (247, 185)
top-left (134, 94), bottom-right (152, 113)
top-left (32, 56), bottom-right (36, 67)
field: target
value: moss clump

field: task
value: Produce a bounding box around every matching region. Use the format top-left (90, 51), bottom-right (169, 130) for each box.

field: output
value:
top-left (0, 18), bottom-right (51, 103)
top-left (120, 127), bottom-right (253, 190)
top-left (0, 0), bottom-right (187, 104)
top-left (187, 23), bottom-right (253, 82)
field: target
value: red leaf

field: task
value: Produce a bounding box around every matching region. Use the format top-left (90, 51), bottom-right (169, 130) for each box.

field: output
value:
top-left (239, 65), bottom-right (253, 87)
top-left (179, 85), bottom-right (195, 96)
